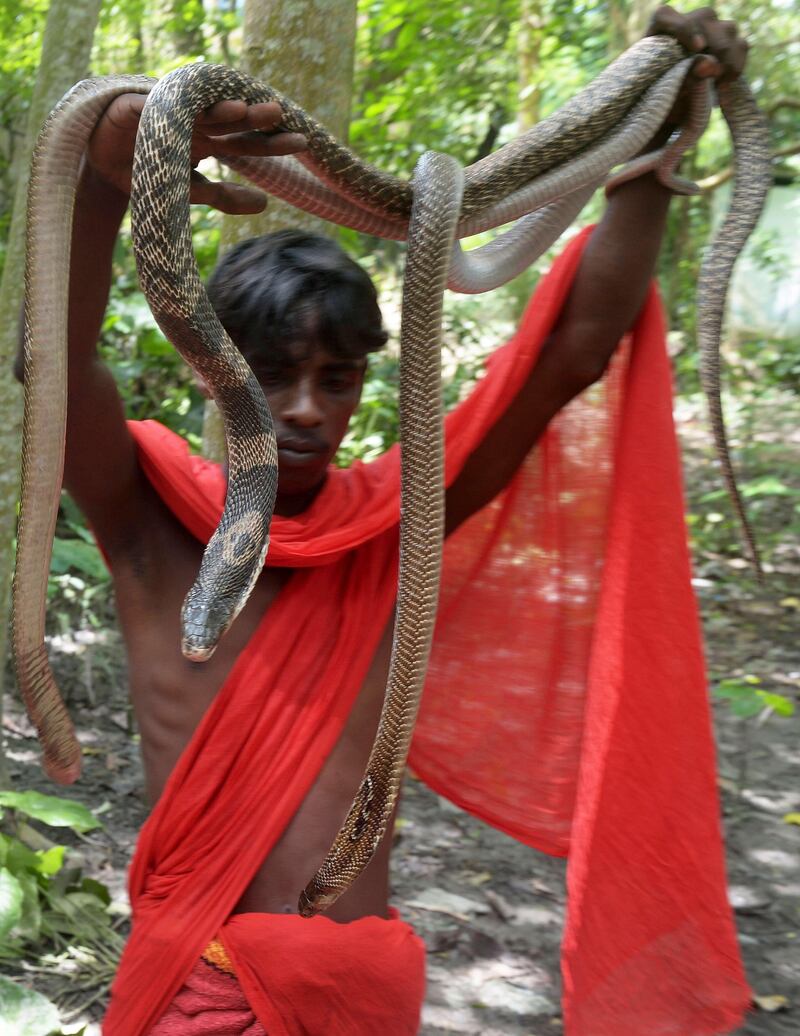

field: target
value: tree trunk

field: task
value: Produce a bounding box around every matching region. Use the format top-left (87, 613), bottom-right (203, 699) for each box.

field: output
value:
top-left (625, 0), bottom-right (657, 45)
top-left (517, 0), bottom-right (544, 133)
top-left (608, 0), bottom-right (659, 55)
top-left (0, 0), bottom-right (103, 782)
top-left (203, 0), bottom-right (358, 460)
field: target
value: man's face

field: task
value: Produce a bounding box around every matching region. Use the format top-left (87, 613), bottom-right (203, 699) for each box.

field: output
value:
top-left (246, 338), bottom-right (366, 512)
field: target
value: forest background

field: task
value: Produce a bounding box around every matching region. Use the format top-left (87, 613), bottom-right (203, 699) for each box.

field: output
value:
top-left (0, 0), bottom-right (798, 1033)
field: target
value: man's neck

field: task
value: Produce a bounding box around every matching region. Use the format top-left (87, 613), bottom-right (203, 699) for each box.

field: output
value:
top-left (222, 464), bottom-right (328, 518)
top-left (273, 475), bottom-right (329, 518)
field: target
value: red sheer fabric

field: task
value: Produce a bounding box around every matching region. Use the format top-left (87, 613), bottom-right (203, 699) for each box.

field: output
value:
top-left (102, 228), bottom-right (749, 1036)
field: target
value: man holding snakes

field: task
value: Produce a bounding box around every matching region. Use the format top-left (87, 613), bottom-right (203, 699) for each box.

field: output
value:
top-left (18, 7), bottom-right (755, 1035)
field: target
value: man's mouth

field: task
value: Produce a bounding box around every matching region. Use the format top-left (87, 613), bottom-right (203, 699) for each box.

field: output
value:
top-left (277, 438), bottom-right (327, 463)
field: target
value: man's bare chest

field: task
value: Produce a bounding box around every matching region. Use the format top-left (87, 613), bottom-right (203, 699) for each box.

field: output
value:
top-left (110, 508), bottom-right (292, 801)
top-left (107, 495), bottom-right (397, 916)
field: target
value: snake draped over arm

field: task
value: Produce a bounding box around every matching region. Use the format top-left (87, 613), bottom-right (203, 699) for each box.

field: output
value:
top-left (13, 35), bottom-right (770, 917)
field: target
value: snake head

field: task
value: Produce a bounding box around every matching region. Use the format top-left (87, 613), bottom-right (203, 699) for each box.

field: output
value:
top-left (298, 880), bottom-right (340, 918)
top-left (180, 584), bottom-right (234, 661)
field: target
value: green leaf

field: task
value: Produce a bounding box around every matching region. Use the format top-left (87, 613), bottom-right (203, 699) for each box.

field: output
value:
top-left (0, 792), bottom-right (101, 834)
top-left (714, 680), bottom-right (754, 700)
top-left (4, 837), bottom-right (40, 875)
top-left (50, 537), bottom-right (108, 581)
top-left (64, 890), bottom-right (110, 921)
top-left (0, 975), bottom-right (60, 1036)
top-left (0, 867), bottom-right (24, 942)
top-left (757, 692), bottom-right (795, 717)
top-left (730, 697), bottom-right (764, 718)
top-left (741, 476), bottom-right (794, 498)
top-left (36, 845), bottom-right (66, 877)
top-left (14, 870), bottom-right (42, 942)
top-left (80, 877), bottom-right (111, 906)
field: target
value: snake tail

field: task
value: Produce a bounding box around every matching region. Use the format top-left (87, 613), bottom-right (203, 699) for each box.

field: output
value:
top-left (697, 80), bottom-right (771, 579)
top-left (14, 77), bottom-right (151, 783)
top-left (299, 152), bottom-right (464, 917)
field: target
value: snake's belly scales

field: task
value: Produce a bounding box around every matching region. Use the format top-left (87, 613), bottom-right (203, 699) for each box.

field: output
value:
top-left (14, 35), bottom-right (770, 916)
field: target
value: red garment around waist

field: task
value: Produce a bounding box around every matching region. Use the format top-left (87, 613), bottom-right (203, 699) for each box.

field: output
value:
top-left (220, 909), bottom-right (426, 1036)
top-left (147, 909), bottom-right (425, 1036)
top-left (147, 957), bottom-right (265, 1036)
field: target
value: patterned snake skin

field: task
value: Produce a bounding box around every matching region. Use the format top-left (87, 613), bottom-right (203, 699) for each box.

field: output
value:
top-left (14, 37), bottom-right (770, 917)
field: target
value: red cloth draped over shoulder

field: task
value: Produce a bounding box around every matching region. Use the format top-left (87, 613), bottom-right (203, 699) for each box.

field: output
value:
top-left (102, 227), bottom-right (749, 1036)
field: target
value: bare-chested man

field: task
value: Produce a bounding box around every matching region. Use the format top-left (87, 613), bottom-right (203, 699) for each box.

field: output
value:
top-left (17, 8), bottom-right (752, 1034)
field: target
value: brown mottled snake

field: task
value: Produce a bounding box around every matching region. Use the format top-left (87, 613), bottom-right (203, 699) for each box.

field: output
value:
top-left (13, 36), bottom-right (770, 917)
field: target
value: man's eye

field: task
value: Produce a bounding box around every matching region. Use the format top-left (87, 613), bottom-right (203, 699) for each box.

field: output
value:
top-left (324, 376), bottom-right (356, 393)
top-left (258, 370), bottom-right (285, 386)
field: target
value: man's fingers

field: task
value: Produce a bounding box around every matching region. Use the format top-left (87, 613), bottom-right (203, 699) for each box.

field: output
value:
top-left (199, 99), bottom-right (250, 125)
top-left (189, 170), bottom-right (267, 215)
top-left (199, 101), bottom-right (284, 134)
top-left (690, 55), bottom-right (721, 79)
top-left (102, 93), bottom-right (147, 132)
top-left (647, 5), bottom-right (708, 51)
top-left (205, 129), bottom-right (308, 157)
top-left (647, 5), bottom-right (747, 82)
top-left (686, 7), bottom-right (719, 46)
top-left (191, 101), bottom-right (304, 160)
top-left (724, 37), bottom-right (749, 80)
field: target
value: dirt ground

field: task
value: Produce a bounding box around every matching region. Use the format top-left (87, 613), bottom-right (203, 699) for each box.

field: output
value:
top-left (2, 393), bottom-right (798, 1035)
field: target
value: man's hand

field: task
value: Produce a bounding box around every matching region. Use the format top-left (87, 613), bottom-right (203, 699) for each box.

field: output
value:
top-left (646, 6), bottom-right (749, 127)
top-left (87, 94), bottom-right (307, 215)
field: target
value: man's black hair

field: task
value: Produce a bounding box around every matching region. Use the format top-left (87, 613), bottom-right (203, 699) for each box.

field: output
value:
top-left (206, 230), bottom-right (388, 366)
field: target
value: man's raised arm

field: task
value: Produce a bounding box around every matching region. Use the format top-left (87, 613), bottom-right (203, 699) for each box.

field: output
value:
top-left (445, 6), bottom-right (748, 536)
top-left (14, 94), bottom-right (304, 557)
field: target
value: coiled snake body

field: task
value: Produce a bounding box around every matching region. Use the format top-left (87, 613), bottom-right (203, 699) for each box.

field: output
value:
top-left (14, 37), bottom-right (770, 916)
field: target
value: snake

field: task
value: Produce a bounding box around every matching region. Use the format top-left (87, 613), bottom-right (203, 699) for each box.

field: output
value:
top-left (13, 36), bottom-right (770, 916)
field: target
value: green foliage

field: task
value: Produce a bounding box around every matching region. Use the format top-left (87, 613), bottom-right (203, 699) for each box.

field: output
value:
top-left (0, 791), bottom-right (101, 834)
top-left (0, 0), bottom-right (48, 257)
top-left (337, 352), bottom-right (400, 464)
top-left (352, 0), bottom-right (519, 174)
top-left (0, 794), bottom-right (120, 1031)
top-left (713, 674), bottom-right (795, 720)
top-left (0, 976), bottom-right (60, 1036)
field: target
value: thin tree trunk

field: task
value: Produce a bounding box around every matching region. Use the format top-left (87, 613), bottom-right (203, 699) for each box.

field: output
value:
top-left (0, 0), bottom-right (103, 783)
top-left (517, 0), bottom-right (544, 133)
top-left (203, 0), bottom-right (358, 460)
top-left (609, 0), bottom-right (659, 55)
top-left (625, 0), bottom-right (658, 45)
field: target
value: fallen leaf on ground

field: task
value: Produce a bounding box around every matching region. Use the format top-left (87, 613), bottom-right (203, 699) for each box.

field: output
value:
top-left (465, 871), bottom-right (493, 886)
top-left (783, 813), bottom-right (800, 826)
top-left (753, 994), bottom-right (790, 1012)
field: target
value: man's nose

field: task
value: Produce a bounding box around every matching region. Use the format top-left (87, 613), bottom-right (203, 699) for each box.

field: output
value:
top-left (282, 382), bottom-right (324, 426)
